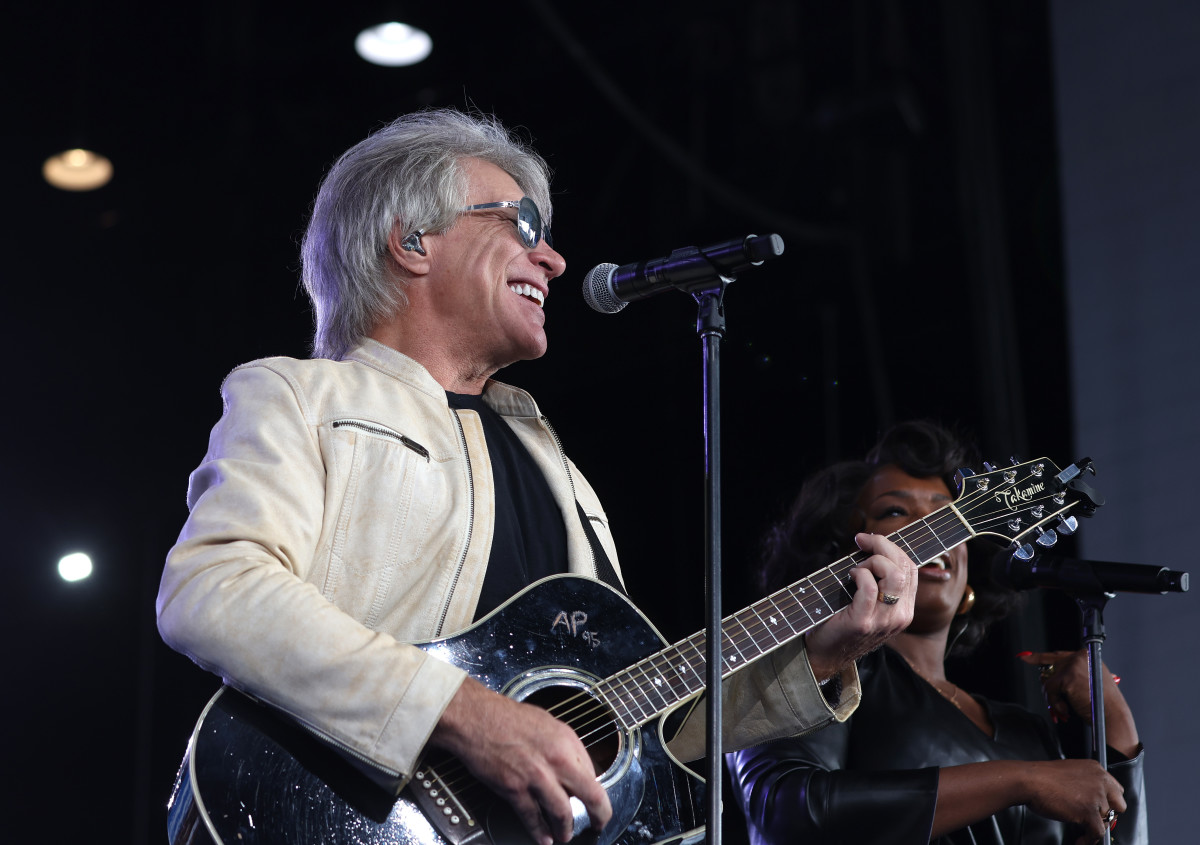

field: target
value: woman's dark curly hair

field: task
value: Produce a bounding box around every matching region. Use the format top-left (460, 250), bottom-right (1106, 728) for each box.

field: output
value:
top-left (758, 420), bottom-right (1022, 657)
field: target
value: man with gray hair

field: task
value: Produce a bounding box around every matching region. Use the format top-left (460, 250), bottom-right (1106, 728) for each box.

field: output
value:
top-left (158, 108), bottom-right (919, 845)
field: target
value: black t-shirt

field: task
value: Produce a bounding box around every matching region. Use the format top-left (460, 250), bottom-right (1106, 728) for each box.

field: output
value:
top-left (446, 391), bottom-right (568, 620)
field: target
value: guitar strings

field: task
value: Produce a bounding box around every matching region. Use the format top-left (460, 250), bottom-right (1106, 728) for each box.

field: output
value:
top-left (570, 468), bottom-right (1051, 745)
top-left (721, 468), bottom-right (1057, 667)
top-left (658, 470), bottom-right (1046, 713)
top-left (435, 488), bottom-right (1048, 798)
top-left (418, 467), bottom-right (1062, 801)
top-left (432, 467), bottom-right (1048, 788)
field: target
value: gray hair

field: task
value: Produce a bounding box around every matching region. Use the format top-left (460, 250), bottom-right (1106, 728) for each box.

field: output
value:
top-left (300, 109), bottom-right (554, 360)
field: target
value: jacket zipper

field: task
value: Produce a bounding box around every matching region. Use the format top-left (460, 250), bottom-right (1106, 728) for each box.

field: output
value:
top-left (331, 419), bottom-right (430, 461)
top-left (540, 415), bottom-right (598, 579)
top-left (435, 409), bottom-right (475, 637)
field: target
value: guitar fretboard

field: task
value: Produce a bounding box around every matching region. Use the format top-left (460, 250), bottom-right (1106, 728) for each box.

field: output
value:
top-left (595, 506), bottom-right (974, 729)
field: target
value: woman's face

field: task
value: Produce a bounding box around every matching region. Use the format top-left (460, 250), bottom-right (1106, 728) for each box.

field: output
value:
top-left (855, 464), bottom-right (970, 633)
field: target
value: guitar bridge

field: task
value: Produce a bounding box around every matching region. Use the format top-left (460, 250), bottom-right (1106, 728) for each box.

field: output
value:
top-left (408, 755), bottom-right (489, 845)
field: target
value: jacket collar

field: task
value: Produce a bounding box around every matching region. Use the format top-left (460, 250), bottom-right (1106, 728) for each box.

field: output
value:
top-left (344, 339), bottom-right (541, 419)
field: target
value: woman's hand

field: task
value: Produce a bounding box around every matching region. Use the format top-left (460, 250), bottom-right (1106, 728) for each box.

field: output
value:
top-left (1022, 759), bottom-right (1127, 845)
top-left (1019, 649), bottom-right (1140, 757)
top-left (937, 758), bottom-right (1125, 844)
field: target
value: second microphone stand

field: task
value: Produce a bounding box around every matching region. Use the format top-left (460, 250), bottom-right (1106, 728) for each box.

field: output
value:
top-left (1070, 589), bottom-right (1115, 845)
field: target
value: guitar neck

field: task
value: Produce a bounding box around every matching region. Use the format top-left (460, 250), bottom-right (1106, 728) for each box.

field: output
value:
top-left (595, 503), bottom-right (973, 728)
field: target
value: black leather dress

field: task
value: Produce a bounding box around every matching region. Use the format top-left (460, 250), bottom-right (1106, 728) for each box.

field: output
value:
top-left (728, 647), bottom-right (1147, 845)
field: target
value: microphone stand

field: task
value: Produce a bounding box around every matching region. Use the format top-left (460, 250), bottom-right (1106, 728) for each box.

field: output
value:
top-left (695, 278), bottom-right (731, 845)
top-left (1069, 589), bottom-right (1113, 845)
top-left (1005, 548), bottom-right (1184, 844)
top-left (588, 232), bottom-right (780, 845)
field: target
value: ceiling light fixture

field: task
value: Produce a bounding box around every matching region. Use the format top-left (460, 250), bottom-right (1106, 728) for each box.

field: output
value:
top-left (355, 21), bottom-right (432, 67)
top-left (58, 552), bottom-right (94, 582)
top-left (43, 148), bottom-right (114, 192)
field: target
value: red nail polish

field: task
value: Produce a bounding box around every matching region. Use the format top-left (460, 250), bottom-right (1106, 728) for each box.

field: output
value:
top-left (1113, 675), bottom-right (1121, 685)
top-left (1016, 651), bottom-right (1033, 657)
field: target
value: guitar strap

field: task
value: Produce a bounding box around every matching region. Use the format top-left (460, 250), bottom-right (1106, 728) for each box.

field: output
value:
top-left (574, 500), bottom-right (625, 594)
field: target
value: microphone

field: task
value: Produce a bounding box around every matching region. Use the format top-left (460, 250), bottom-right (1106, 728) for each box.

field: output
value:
top-left (583, 233), bottom-right (785, 314)
top-left (993, 552), bottom-right (1190, 595)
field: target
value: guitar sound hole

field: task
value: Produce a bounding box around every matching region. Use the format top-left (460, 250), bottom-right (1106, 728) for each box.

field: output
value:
top-left (521, 685), bottom-right (621, 778)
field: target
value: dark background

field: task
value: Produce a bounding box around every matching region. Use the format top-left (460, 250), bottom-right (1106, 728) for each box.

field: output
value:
top-left (6, 1), bottom-right (1089, 841)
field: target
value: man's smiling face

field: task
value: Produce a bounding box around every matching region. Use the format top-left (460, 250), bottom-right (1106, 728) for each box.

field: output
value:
top-left (420, 157), bottom-right (566, 374)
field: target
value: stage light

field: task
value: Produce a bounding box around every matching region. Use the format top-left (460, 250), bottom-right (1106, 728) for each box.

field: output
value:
top-left (43, 148), bottom-right (113, 191)
top-left (58, 552), bottom-right (94, 582)
top-left (355, 21), bottom-right (432, 67)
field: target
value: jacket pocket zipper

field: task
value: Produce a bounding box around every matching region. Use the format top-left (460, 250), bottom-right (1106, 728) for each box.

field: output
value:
top-left (331, 419), bottom-right (430, 461)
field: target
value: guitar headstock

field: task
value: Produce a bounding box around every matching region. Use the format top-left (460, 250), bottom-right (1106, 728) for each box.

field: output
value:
top-left (952, 457), bottom-right (1103, 554)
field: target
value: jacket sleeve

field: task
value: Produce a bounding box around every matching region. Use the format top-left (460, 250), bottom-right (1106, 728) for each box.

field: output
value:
top-left (727, 726), bottom-right (939, 845)
top-left (664, 638), bottom-right (861, 762)
top-left (1107, 745), bottom-right (1148, 845)
top-left (156, 364), bottom-right (466, 791)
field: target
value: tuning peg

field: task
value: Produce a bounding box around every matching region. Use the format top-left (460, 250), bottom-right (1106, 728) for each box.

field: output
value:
top-left (1035, 527), bottom-right (1058, 548)
top-left (1010, 455), bottom-right (1023, 465)
top-left (983, 461), bottom-right (997, 471)
top-left (1013, 543), bottom-right (1036, 561)
top-left (1057, 515), bottom-right (1078, 535)
top-left (953, 467), bottom-right (974, 493)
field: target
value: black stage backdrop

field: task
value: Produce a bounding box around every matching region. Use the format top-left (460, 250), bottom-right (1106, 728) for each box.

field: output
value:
top-left (6, 2), bottom-right (1188, 842)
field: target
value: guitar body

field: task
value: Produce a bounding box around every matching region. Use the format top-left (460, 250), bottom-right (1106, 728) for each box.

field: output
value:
top-left (168, 576), bottom-right (705, 845)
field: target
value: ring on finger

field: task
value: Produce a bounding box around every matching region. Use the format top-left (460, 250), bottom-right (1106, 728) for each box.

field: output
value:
top-left (878, 593), bottom-right (900, 605)
top-left (1038, 663), bottom-right (1057, 679)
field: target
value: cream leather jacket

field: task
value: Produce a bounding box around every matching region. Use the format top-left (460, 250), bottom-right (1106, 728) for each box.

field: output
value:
top-left (157, 339), bottom-right (858, 789)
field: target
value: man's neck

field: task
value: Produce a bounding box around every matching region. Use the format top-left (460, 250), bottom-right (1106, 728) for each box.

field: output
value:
top-left (367, 325), bottom-right (497, 395)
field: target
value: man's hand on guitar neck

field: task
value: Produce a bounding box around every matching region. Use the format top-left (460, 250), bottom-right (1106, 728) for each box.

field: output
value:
top-left (803, 532), bottom-right (919, 682)
top-left (430, 676), bottom-right (613, 845)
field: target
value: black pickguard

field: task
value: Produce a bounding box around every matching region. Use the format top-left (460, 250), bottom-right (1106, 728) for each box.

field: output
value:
top-left (168, 576), bottom-right (705, 845)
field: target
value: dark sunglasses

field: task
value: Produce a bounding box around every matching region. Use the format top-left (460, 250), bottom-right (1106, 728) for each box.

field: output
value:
top-left (459, 196), bottom-right (553, 249)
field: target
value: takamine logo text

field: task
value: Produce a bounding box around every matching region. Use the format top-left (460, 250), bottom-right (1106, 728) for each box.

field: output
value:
top-left (995, 481), bottom-right (1046, 510)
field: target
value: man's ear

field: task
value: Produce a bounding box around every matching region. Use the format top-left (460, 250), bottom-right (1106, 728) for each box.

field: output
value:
top-left (387, 225), bottom-right (433, 276)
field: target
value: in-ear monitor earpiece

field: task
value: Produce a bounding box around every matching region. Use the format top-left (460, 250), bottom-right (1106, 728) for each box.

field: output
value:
top-left (400, 229), bottom-right (427, 255)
